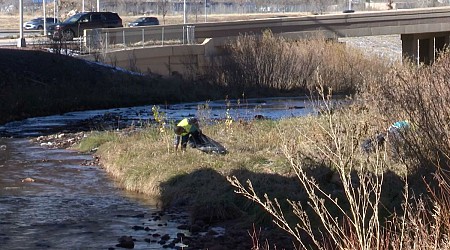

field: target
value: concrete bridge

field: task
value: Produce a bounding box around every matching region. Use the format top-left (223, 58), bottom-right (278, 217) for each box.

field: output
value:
top-left (80, 7), bottom-right (450, 76)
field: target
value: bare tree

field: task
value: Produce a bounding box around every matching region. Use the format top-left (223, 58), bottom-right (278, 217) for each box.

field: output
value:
top-left (157, 0), bottom-right (169, 24)
top-left (192, 0), bottom-right (201, 22)
top-left (305, 0), bottom-right (328, 14)
top-left (387, 0), bottom-right (394, 10)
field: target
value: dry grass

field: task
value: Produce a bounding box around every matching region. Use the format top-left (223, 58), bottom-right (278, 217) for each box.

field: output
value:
top-left (84, 117), bottom-right (294, 199)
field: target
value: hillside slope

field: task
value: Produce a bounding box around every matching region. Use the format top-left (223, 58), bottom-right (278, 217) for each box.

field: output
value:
top-left (0, 48), bottom-right (220, 125)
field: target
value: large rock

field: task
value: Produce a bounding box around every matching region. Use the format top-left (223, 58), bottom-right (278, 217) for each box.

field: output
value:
top-left (116, 235), bottom-right (134, 249)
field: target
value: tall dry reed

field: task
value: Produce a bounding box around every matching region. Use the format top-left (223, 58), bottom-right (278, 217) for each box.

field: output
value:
top-left (214, 30), bottom-right (389, 97)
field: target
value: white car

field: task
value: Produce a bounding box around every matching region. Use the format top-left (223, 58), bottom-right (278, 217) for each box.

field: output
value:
top-left (24, 17), bottom-right (59, 30)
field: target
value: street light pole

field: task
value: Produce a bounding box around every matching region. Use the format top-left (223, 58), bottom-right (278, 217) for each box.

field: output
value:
top-left (17, 0), bottom-right (26, 47)
top-left (183, 0), bottom-right (186, 24)
top-left (43, 0), bottom-right (47, 37)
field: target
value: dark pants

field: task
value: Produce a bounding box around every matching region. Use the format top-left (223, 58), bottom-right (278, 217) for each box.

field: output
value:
top-left (361, 132), bottom-right (386, 153)
top-left (181, 131), bottom-right (203, 149)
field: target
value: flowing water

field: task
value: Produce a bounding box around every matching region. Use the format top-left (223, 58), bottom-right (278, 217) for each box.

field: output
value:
top-left (0, 97), bottom-right (322, 249)
top-left (0, 137), bottom-right (191, 249)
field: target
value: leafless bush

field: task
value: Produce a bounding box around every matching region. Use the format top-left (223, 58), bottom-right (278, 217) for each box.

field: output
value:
top-left (384, 166), bottom-right (450, 249)
top-left (228, 87), bottom-right (450, 249)
top-left (228, 86), bottom-right (394, 249)
top-left (214, 30), bottom-right (388, 97)
top-left (366, 50), bottom-right (450, 167)
top-left (220, 30), bottom-right (308, 93)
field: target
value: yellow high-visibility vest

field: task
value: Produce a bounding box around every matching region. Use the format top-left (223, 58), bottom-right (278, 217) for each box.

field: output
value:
top-left (177, 118), bottom-right (193, 136)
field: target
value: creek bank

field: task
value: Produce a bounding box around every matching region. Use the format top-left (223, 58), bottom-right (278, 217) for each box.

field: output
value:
top-left (31, 128), bottom-right (297, 249)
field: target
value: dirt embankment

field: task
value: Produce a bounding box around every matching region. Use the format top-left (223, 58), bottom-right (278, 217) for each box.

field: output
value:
top-left (0, 48), bottom-right (226, 125)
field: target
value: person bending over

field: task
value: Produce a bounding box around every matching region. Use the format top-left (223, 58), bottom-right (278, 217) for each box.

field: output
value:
top-left (173, 117), bottom-right (203, 152)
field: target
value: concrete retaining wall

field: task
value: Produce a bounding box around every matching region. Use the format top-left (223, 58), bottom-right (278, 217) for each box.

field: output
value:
top-left (79, 38), bottom-right (219, 77)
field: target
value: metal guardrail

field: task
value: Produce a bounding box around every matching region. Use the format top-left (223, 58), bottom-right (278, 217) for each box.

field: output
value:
top-left (82, 25), bottom-right (197, 55)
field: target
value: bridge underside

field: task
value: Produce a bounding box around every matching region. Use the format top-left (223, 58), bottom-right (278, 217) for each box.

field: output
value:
top-left (401, 32), bottom-right (450, 65)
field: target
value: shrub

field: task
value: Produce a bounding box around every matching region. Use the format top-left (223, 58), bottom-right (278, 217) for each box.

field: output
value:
top-left (213, 30), bottom-right (389, 97)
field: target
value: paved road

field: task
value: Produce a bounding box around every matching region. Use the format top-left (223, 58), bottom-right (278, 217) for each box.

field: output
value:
top-left (0, 29), bottom-right (48, 47)
top-left (0, 29), bottom-right (40, 38)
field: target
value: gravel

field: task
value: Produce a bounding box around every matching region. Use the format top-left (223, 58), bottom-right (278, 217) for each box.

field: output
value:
top-left (339, 35), bottom-right (402, 62)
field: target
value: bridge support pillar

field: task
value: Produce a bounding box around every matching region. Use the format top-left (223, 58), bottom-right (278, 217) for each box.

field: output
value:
top-left (401, 34), bottom-right (418, 64)
top-left (418, 38), bottom-right (432, 65)
top-left (435, 35), bottom-right (450, 59)
top-left (402, 33), bottom-right (450, 65)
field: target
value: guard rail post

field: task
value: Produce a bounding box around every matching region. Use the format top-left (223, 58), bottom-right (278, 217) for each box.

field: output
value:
top-left (105, 32), bottom-right (108, 54)
top-left (122, 30), bottom-right (125, 46)
top-left (142, 28), bottom-right (144, 47)
top-left (162, 27), bottom-right (164, 46)
top-left (186, 25), bottom-right (195, 44)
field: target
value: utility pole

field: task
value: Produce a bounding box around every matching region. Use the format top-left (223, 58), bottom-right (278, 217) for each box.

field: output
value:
top-left (43, 0), bottom-right (47, 37)
top-left (183, 0), bottom-right (187, 24)
top-left (18, 0), bottom-right (26, 47)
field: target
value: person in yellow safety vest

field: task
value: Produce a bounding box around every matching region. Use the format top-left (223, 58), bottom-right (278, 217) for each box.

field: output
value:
top-left (174, 117), bottom-right (203, 152)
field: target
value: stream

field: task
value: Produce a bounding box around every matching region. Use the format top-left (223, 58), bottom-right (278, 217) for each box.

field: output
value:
top-left (0, 97), bottom-right (320, 249)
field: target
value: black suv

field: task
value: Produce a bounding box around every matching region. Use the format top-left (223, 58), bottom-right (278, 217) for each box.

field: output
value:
top-left (128, 17), bottom-right (159, 27)
top-left (49, 12), bottom-right (122, 41)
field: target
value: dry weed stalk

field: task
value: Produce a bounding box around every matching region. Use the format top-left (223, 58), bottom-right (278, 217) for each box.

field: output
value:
top-left (386, 171), bottom-right (450, 250)
top-left (151, 105), bottom-right (171, 153)
top-left (228, 87), bottom-right (390, 250)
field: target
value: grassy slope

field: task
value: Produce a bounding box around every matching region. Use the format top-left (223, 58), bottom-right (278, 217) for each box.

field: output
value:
top-left (76, 109), bottom-right (409, 235)
top-left (77, 117), bottom-right (311, 247)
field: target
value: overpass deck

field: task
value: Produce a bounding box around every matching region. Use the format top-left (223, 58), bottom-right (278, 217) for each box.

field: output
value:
top-left (79, 7), bottom-right (450, 75)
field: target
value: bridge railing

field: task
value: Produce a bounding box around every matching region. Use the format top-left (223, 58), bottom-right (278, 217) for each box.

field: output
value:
top-left (82, 25), bottom-right (197, 54)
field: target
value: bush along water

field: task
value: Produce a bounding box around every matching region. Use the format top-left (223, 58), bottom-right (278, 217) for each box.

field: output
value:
top-left (206, 30), bottom-right (389, 98)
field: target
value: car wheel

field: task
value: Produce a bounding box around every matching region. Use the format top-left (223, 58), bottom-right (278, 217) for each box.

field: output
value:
top-left (38, 26), bottom-right (43, 30)
top-left (62, 30), bottom-right (75, 41)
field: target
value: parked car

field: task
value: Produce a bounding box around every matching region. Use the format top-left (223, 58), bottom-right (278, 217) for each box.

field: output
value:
top-left (24, 17), bottom-right (59, 30)
top-left (128, 17), bottom-right (159, 27)
top-left (48, 12), bottom-right (122, 41)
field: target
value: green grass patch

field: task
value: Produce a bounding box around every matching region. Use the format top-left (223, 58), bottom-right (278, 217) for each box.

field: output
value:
top-left (76, 131), bottom-right (119, 152)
